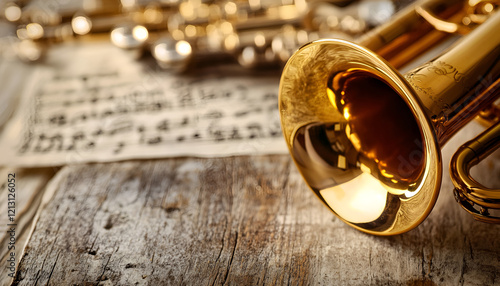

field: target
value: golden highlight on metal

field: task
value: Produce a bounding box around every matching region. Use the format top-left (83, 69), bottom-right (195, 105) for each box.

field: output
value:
top-left (279, 0), bottom-right (500, 235)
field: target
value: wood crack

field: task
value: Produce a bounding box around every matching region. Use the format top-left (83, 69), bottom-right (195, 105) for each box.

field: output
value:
top-left (138, 162), bottom-right (157, 219)
top-left (421, 249), bottom-right (426, 282)
top-left (280, 160), bottom-right (291, 191)
top-left (459, 252), bottom-right (467, 286)
top-left (33, 222), bottom-right (62, 286)
top-left (222, 231), bottom-right (238, 285)
top-left (214, 217), bottom-right (228, 266)
top-left (95, 247), bottom-right (117, 286)
top-left (45, 251), bottom-right (60, 285)
top-left (468, 238), bottom-right (474, 260)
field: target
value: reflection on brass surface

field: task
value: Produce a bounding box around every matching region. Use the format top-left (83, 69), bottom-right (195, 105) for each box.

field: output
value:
top-left (328, 70), bottom-right (425, 186)
top-left (451, 94), bottom-right (500, 223)
top-left (279, 3), bottom-right (500, 235)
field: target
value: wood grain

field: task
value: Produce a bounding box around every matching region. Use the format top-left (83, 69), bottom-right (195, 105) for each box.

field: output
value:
top-left (12, 151), bottom-right (499, 285)
top-left (0, 168), bottom-right (55, 286)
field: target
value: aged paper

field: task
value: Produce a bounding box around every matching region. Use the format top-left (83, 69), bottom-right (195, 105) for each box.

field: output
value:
top-left (0, 42), bottom-right (287, 167)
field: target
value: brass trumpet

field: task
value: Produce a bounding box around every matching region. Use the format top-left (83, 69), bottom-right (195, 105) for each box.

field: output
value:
top-left (279, 0), bottom-right (500, 235)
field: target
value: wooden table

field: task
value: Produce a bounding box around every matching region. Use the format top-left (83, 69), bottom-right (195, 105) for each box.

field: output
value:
top-left (2, 119), bottom-right (499, 285)
top-left (0, 22), bottom-right (498, 285)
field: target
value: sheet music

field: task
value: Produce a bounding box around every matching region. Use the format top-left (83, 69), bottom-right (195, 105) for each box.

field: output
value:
top-left (0, 42), bottom-right (287, 167)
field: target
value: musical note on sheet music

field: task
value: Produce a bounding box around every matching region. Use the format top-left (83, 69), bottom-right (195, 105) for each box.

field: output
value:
top-left (0, 42), bottom-right (287, 167)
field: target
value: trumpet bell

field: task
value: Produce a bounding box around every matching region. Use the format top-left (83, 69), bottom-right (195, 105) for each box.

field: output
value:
top-left (279, 39), bottom-right (442, 235)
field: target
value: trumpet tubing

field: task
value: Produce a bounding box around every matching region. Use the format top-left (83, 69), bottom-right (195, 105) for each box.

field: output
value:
top-left (279, 2), bottom-right (500, 235)
top-left (451, 121), bottom-right (500, 223)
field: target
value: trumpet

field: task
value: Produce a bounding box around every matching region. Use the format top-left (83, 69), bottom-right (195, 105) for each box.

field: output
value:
top-left (279, 0), bottom-right (500, 235)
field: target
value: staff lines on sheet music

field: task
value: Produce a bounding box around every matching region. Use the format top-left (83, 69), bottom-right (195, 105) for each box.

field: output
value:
top-left (13, 61), bottom-right (283, 160)
top-left (37, 87), bottom-right (166, 107)
top-left (0, 41), bottom-right (287, 165)
top-left (34, 72), bottom-right (277, 107)
top-left (36, 84), bottom-right (153, 102)
top-left (17, 116), bottom-right (283, 156)
top-left (36, 98), bottom-right (276, 127)
top-left (49, 71), bottom-right (121, 82)
top-left (19, 94), bottom-right (280, 154)
top-left (35, 85), bottom-right (278, 128)
top-left (32, 99), bottom-right (278, 133)
top-left (35, 82), bottom-right (270, 110)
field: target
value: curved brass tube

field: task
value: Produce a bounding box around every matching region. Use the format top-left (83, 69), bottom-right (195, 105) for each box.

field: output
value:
top-left (450, 118), bottom-right (500, 223)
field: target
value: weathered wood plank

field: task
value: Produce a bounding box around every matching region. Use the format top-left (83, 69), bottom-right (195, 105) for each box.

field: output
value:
top-left (12, 148), bottom-right (499, 285)
top-left (0, 168), bottom-right (55, 286)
